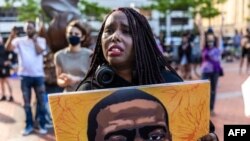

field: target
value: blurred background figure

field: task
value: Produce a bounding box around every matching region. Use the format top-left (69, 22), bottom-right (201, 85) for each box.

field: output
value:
top-left (0, 34), bottom-right (15, 102)
top-left (239, 28), bottom-right (250, 74)
top-left (178, 32), bottom-right (192, 80)
top-left (233, 29), bottom-right (242, 59)
top-left (5, 21), bottom-right (48, 135)
top-left (197, 20), bottom-right (223, 116)
top-left (54, 20), bottom-right (92, 92)
top-left (191, 35), bottom-right (202, 78)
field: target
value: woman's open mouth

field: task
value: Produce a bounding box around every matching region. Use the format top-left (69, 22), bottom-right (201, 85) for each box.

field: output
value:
top-left (108, 45), bottom-right (124, 57)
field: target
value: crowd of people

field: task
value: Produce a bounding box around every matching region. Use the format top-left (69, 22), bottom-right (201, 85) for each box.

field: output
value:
top-left (1, 6), bottom-right (249, 140)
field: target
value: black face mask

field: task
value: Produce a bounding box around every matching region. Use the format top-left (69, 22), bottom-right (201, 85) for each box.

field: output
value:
top-left (67, 36), bottom-right (81, 46)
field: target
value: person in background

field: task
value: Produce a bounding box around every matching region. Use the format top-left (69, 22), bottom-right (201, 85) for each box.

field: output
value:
top-left (239, 28), bottom-right (250, 74)
top-left (77, 7), bottom-right (218, 141)
top-left (197, 19), bottom-right (223, 116)
top-left (54, 20), bottom-right (93, 92)
top-left (5, 21), bottom-right (48, 135)
top-left (233, 29), bottom-right (242, 59)
top-left (0, 35), bottom-right (14, 101)
top-left (178, 32), bottom-right (192, 80)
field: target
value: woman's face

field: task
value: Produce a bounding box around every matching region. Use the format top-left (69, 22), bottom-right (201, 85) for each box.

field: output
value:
top-left (182, 36), bottom-right (188, 44)
top-left (66, 26), bottom-right (84, 41)
top-left (206, 34), bottom-right (215, 48)
top-left (101, 11), bottom-right (134, 69)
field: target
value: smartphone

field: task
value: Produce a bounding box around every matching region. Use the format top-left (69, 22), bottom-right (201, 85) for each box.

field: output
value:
top-left (13, 26), bottom-right (24, 37)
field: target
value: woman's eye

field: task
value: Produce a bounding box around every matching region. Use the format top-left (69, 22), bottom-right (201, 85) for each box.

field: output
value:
top-left (105, 28), bottom-right (113, 34)
top-left (123, 29), bottom-right (131, 34)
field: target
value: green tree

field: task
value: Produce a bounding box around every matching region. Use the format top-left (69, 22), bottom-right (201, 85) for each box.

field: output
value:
top-left (78, 0), bottom-right (110, 21)
top-left (141, 0), bottom-right (172, 40)
top-left (145, 0), bottom-right (227, 22)
top-left (144, 0), bottom-right (171, 14)
top-left (3, 0), bottom-right (48, 21)
top-left (198, 0), bottom-right (227, 26)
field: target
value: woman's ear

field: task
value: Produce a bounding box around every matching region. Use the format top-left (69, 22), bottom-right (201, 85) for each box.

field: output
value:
top-left (81, 35), bottom-right (85, 42)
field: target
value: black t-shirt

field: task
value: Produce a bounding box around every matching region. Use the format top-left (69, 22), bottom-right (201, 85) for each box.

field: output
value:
top-left (77, 69), bottom-right (183, 91)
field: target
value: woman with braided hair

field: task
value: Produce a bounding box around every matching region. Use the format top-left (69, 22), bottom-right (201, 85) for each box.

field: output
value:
top-left (77, 7), bottom-right (217, 141)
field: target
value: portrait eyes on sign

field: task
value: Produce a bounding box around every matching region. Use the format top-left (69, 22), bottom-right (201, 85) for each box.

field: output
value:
top-left (104, 127), bottom-right (168, 141)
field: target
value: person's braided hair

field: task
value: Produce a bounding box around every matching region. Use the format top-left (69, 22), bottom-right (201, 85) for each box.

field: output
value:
top-left (80, 7), bottom-right (178, 86)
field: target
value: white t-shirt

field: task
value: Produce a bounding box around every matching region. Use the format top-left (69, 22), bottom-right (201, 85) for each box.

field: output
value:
top-left (12, 36), bottom-right (46, 77)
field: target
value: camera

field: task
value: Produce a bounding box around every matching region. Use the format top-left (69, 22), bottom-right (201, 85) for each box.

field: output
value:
top-left (13, 26), bottom-right (24, 36)
top-left (94, 65), bottom-right (114, 86)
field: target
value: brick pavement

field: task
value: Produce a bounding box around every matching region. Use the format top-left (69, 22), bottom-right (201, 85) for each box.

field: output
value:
top-left (0, 79), bottom-right (55, 141)
top-left (0, 60), bottom-right (249, 141)
top-left (211, 61), bottom-right (250, 141)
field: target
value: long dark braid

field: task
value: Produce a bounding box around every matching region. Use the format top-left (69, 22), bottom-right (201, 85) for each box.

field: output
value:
top-left (78, 7), bottom-right (179, 87)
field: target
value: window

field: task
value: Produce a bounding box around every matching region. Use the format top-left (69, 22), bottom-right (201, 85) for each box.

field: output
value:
top-left (171, 17), bottom-right (188, 25)
top-left (0, 7), bottom-right (18, 21)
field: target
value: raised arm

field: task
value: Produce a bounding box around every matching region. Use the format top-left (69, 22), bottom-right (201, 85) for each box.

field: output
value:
top-left (5, 29), bottom-right (17, 51)
top-left (196, 18), bottom-right (205, 49)
top-left (217, 15), bottom-right (225, 48)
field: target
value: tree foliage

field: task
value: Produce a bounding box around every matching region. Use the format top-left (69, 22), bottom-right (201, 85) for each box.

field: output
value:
top-left (145, 0), bottom-right (227, 19)
top-left (143, 0), bottom-right (171, 13)
top-left (78, 0), bottom-right (110, 21)
top-left (18, 0), bottom-right (44, 21)
top-left (3, 0), bottom-right (48, 22)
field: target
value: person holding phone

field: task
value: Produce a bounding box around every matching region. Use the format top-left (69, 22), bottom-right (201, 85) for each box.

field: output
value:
top-left (5, 21), bottom-right (48, 136)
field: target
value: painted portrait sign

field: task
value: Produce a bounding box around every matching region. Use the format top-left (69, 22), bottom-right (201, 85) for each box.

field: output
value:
top-left (49, 80), bottom-right (210, 141)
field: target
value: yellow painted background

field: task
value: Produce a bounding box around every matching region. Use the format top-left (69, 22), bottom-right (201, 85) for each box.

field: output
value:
top-left (49, 81), bottom-right (210, 141)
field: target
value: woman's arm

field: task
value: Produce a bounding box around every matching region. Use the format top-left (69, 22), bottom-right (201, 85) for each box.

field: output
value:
top-left (55, 64), bottom-right (69, 88)
top-left (5, 30), bottom-right (17, 51)
top-left (196, 18), bottom-right (205, 50)
top-left (55, 64), bottom-right (83, 88)
top-left (217, 16), bottom-right (225, 48)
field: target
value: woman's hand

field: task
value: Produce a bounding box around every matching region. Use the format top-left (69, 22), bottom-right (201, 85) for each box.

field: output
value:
top-left (198, 133), bottom-right (218, 141)
top-left (58, 73), bottom-right (80, 87)
top-left (58, 73), bottom-right (71, 87)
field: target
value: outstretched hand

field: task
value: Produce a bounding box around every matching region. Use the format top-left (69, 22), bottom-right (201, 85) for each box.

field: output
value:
top-left (58, 73), bottom-right (80, 86)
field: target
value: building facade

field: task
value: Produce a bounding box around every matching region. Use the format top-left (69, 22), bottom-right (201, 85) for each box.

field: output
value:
top-left (202, 0), bottom-right (250, 35)
top-left (0, 1), bottom-right (25, 39)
